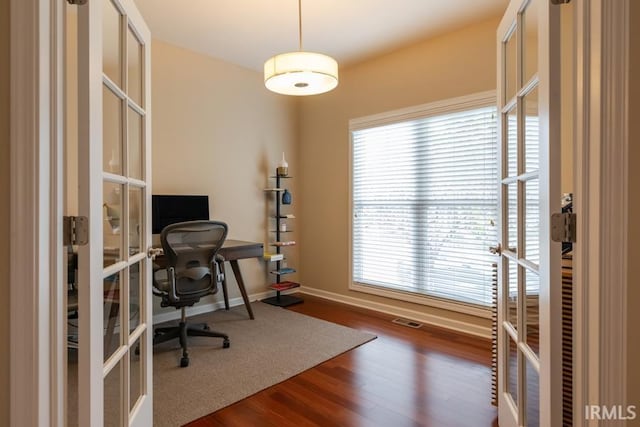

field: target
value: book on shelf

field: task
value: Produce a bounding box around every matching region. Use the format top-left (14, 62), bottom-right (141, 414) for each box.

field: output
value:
top-left (263, 252), bottom-right (284, 262)
top-left (272, 241), bottom-right (296, 247)
top-left (269, 281), bottom-right (300, 291)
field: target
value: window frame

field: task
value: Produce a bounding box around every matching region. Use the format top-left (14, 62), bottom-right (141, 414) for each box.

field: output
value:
top-left (348, 90), bottom-right (496, 318)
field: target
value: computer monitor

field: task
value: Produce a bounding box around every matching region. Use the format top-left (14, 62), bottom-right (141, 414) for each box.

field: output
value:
top-left (152, 194), bottom-right (210, 234)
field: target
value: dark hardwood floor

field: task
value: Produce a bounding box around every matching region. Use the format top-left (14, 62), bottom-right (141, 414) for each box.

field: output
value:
top-left (185, 294), bottom-right (498, 427)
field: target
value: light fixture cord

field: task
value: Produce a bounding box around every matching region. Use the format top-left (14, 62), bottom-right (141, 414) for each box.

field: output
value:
top-left (298, 0), bottom-right (303, 51)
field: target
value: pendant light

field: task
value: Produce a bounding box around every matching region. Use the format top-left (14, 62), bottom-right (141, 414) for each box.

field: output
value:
top-left (264, 0), bottom-right (338, 96)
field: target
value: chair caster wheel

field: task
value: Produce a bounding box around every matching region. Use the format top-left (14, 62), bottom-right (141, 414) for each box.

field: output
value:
top-left (223, 339), bottom-right (230, 349)
top-left (180, 357), bottom-right (189, 367)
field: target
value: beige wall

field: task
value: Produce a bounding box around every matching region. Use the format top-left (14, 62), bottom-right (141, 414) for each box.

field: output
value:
top-left (151, 41), bottom-right (298, 315)
top-left (0, 0), bottom-right (9, 423)
top-left (298, 17), bottom-right (501, 329)
top-left (0, 2), bottom-right (632, 420)
top-left (64, 35), bottom-right (298, 316)
top-left (628, 0), bottom-right (640, 419)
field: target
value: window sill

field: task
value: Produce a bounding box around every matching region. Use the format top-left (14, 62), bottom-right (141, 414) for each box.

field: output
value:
top-left (350, 282), bottom-right (492, 319)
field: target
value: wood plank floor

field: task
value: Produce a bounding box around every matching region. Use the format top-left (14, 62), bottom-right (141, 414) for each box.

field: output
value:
top-left (185, 294), bottom-right (498, 427)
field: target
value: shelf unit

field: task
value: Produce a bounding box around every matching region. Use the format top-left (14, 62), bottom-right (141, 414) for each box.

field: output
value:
top-left (262, 170), bottom-right (302, 307)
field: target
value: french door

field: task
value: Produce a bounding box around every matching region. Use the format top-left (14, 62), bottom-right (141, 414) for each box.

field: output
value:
top-left (76, 0), bottom-right (153, 425)
top-left (496, 0), bottom-right (562, 426)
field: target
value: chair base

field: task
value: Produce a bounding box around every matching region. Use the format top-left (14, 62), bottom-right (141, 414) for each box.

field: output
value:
top-left (154, 321), bottom-right (229, 367)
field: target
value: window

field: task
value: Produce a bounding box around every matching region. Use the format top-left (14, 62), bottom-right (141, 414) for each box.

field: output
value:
top-left (350, 92), bottom-right (497, 309)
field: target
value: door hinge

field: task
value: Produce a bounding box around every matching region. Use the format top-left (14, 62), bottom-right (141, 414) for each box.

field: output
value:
top-left (551, 0), bottom-right (571, 4)
top-left (66, 0), bottom-right (87, 5)
top-left (551, 212), bottom-right (576, 243)
top-left (63, 216), bottom-right (89, 246)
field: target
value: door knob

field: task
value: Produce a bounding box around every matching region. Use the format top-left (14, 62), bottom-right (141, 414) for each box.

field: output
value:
top-left (489, 244), bottom-right (502, 255)
top-left (147, 247), bottom-right (163, 260)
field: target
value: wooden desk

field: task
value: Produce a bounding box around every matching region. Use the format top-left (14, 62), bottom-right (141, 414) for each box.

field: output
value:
top-left (217, 240), bottom-right (263, 320)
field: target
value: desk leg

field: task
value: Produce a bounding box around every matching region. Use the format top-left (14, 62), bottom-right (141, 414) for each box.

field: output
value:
top-left (219, 262), bottom-right (230, 310)
top-left (230, 260), bottom-right (254, 320)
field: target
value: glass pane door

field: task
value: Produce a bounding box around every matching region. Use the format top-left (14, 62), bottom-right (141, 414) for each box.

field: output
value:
top-left (496, 0), bottom-right (561, 425)
top-left (76, 0), bottom-right (152, 425)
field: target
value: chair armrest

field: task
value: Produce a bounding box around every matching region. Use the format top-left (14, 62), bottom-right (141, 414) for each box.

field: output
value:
top-left (213, 254), bottom-right (225, 284)
top-left (167, 267), bottom-right (179, 303)
top-left (153, 267), bottom-right (180, 303)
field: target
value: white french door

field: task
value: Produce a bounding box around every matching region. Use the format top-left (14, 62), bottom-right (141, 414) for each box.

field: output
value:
top-left (496, 0), bottom-right (562, 426)
top-left (76, 0), bottom-right (153, 425)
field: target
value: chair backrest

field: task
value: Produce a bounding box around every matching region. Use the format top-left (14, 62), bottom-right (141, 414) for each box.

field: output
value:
top-left (160, 220), bottom-right (228, 299)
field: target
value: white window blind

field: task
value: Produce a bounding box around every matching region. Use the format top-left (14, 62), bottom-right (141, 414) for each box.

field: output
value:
top-left (351, 101), bottom-right (498, 307)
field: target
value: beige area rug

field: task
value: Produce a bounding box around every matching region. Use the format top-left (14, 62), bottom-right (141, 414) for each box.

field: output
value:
top-left (152, 301), bottom-right (376, 426)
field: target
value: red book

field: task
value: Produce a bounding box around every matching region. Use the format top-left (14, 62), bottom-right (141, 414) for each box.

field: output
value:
top-left (269, 281), bottom-right (300, 291)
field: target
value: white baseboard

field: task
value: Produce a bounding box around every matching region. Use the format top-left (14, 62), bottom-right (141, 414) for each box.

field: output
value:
top-left (152, 289), bottom-right (297, 325)
top-left (299, 286), bottom-right (492, 339)
top-left (153, 286), bottom-right (492, 339)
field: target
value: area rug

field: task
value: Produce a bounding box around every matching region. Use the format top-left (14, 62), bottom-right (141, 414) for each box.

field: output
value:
top-left (152, 301), bottom-right (376, 426)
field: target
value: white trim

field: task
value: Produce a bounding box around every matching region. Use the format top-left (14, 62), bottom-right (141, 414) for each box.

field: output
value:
top-left (573, 0), bottom-right (594, 420)
top-left (349, 90), bottom-right (496, 130)
top-left (349, 282), bottom-right (492, 319)
top-left (139, 1), bottom-right (154, 424)
top-left (150, 285), bottom-right (493, 341)
top-left (537, 1), bottom-right (564, 425)
top-left (573, 0), bottom-right (630, 424)
top-left (300, 286), bottom-right (492, 339)
top-left (151, 290), bottom-right (294, 325)
top-left (50, 1), bottom-right (65, 426)
top-left (9, 0), bottom-right (56, 426)
top-left (76, 0), bottom-right (106, 424)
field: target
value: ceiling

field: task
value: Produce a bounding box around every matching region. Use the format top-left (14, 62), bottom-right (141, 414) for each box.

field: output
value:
top-left (132, 0), bottom-right (508, 72)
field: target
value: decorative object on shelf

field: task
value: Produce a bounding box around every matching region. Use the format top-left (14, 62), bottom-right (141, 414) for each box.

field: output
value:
top-left (282, 189), bottom-right (292, 205)
top-left (272, 241), bottom-right (296, 247)
top-left (263, 168), bottom-right (303, 307)
top-left (277, 152), bottom-right (289, 177)
top-left (263, 0), bottom-right (339, 96)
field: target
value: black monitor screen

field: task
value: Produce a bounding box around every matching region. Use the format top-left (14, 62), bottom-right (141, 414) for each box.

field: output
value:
top-left (152, 194), bottom-right (210, 234)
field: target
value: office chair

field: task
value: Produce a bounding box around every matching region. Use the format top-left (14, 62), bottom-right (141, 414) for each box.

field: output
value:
top-left (153, 220), bottom-right (230, 367)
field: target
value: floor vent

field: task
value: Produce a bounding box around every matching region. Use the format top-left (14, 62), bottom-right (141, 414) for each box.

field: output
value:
top-left (392, 318), bottom-right (423, 328)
